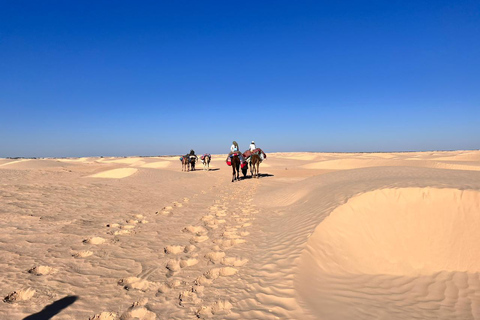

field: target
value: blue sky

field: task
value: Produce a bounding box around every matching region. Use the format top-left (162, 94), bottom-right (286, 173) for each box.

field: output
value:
top-left (1, 0), bottom-right (479, 157)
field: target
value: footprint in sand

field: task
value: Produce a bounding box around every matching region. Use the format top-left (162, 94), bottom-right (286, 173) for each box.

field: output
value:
top-left (28, 265), bottom-right (54, 276)
top-left (73, 250), bottom-right (93, 258)
top-left (180, 258), bottom-right (199, 268)
top-left (204, 251), bottom-right (226, 264)
top-left (213, 239), bottom-right (246, 248)
top-left (157, 279), bottom-right (186, 294)
top-left (166, 258), bottom-right (198, 273)
top-left (106, 223), bottom-right (120, 228)
top-left (201, 216), bottom-right (226, 229)
top-left (221, 257), bottom-right (249, 267)
top-left (179, 290), bottom-right (201, 307)
top-left (120, 299), bottom-right (156, 320)
top-left (83, 237), bottom-right (106, 245)
top-left (184, 244), bottom-right (197, 253)
top-left (164, 245), bottom-right (184, 254)
top-left (88, 312), bottom-right (118, 320)
top-left (182, 225), bottom-right (207, 235)
top-left (3, 288), bottom-right (36, 303)
top-left (106, 223), bottom-right (132, 234)
top-left (113, 229), bottom-right (133, 236)
top-left (117, 277), bottom-right (155, 291)
top-left (173, 201), bottom-right (183, 208)
top-left (196, 300), bottom-right (233, 318)
top-left (126, 218), bottom-right (147, 224)
top-left (190, 235), bottom-right (209, 243)
top-left (157, 206), bottom-right (173, 215)
top-left (165, 259), bottom-right (182, 272)
top-left (193, 267), bottom-right (238, 286)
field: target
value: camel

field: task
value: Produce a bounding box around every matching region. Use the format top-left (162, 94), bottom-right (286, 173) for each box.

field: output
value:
top-left (201, 154), bottom-right (211, 171)
top-left (231, 154), bottom-right (240, 182)
top-left (250, 153), bottom-right (260, 178)
top-left (181, 155), bottom-right (189, 172)
top-left (189, 155), bottom-right (197, 171)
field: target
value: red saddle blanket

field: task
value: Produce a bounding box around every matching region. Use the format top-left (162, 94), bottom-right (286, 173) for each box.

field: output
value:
top-left (243, 148), bottom-right (266, 160)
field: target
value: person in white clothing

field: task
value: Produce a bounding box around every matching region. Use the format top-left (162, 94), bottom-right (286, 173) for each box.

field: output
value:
top-left (249, 141), bottom-right (256, 151)
top-left (231, 141), bottom-right (239, 152)
top-left (227, 141), bottom-right (240, 161)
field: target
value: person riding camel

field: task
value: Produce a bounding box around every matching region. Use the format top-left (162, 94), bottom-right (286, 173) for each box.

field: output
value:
top-left (249, 141), bottom-right (256, 151)
top-left (231, 141), bottom-right (239, 153)
top-left (226, 141), bottom-right (244, 162)
top-left (189, 149), bottom-right (198, 160)
top-left (244, 140), bottom-right (266, 161)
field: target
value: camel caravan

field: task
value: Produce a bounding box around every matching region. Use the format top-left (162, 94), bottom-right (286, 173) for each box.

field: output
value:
top-left (180, 150), bottom-right (212, 172)
top-left (227, 141), bottom-right (267, 182)
top-left (180, 150), bottom-right (198, 172)
top-left (179, 141), bottom-right (267, 181)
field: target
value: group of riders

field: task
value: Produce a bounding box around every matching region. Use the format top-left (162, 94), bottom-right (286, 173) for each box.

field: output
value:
top-left (226, 140), bottom-right (266, 164)
top-left (180, 140), bottom-right (266, 178)
top-left (180, 150), bottom-right (209, 172)
top-left (227, 140), bottom-right (267, 181)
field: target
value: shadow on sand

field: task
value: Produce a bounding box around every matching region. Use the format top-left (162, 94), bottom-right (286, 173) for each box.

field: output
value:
top-left (241, 173), bottom-right (274, 179)
top-left (23, 296), bottom-right (78, 320)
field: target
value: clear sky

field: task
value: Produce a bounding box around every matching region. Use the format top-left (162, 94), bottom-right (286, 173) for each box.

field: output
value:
top-left (1, 0), bottom-right (479, 157)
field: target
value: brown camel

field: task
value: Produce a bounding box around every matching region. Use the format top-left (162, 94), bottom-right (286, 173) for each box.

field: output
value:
top-left (181, 155), bottom-right (189, 172)
top-left (250, 153), bottom-right (260, 178)
top-left (231, 154), bottom-right (240, 182)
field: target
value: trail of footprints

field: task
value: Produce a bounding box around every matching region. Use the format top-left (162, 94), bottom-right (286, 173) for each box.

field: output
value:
top-left (3, 197), bottom-right (190, 317)
top-left (4, 186), bottom-right (259, 319)
top-left (156, 198), bottom-right (188, 216)
top-left (155, 186), bottom-right (259, 319)
top-left (108, 186), bottom-right (258, 319)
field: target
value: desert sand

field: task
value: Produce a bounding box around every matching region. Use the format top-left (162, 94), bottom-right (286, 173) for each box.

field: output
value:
top-left (1, 150), bottom-right (480, 319)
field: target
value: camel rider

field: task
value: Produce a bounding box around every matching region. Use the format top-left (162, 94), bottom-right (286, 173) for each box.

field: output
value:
top-left (249, 141), bottom-right (256, 151)
top-left (189, 149), bottom-right (198, 161)
top-left (231, 141), bottom-right (239, 153)
top-left (248, 142), bottom-right (267, 161)
top-left (227, 141), bottom-right (243, 162)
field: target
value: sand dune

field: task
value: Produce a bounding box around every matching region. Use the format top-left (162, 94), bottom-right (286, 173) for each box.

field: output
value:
top-left (140, 161), bottom-right (171, 169)
top-left (0, 159), bottom-right (31, 167)
top-left (88, 168), bottom-right (138, 178)
top-left (295, 187), bottom-right (480, 319)
top-left (302, 187), bottom-right (480, 275)
top-left (303, 158), bottom-right (480, 172)
top-left (1, 151), bottom-right (480, 319)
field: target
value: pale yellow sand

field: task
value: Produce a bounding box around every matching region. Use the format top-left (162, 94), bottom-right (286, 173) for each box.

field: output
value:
top-left (140, 161), bottom-right (171, 169)
top-left (88, 168), bottom-right (138, 178)
top-left (0, 159), bottom-right (31, 167)
top-left (1, 150), bottom-right (480, 319)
